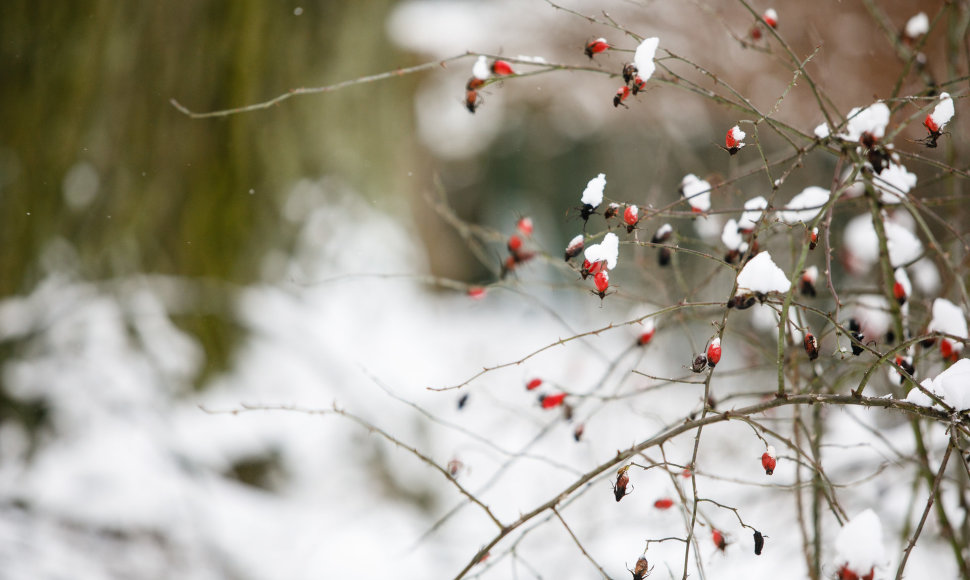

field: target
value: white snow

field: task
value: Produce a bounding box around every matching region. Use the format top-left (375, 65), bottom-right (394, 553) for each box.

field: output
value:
top-left (680, 173), bottom-right (711, 212)
top-left (910, 258), bottom-right (941, 295)
top-left (925, 359), bottom-right (970, 410)
top-left (656, 223), bottom-right (673, 239)
top-left (721, 219), bottom-right (745, 251)
top-left (908, 359), bottom-right (970, 410)
top-left (472, 55), bottom-right (491, 80)
top-left (906, 378), bottom-right (936, 407)
top-left (814, 123), bottom-right (830, 139)
top-left (928, 92), bottom-right (955, 131)
top-left (778, 186), bottom-right (829, 224)
top-left (873, 163), bottom-right (917, 204)
top-left (581, 173), bottom-right (607, 207)
top-left (843, 213), bottom-right (923, 270)
top-left (835, 509), bottom-right (885, 575)
top-left (904, 12), bottom-right (929, 38)
top-left (927, 298), bottom-right (968, 339)
top-left (584, 232), bottom-right (620, 270)
top-left (735, 252), bottom-right (791, 295)
top-left (633, 37), bottom-right (660, 83)
top-left (738, 196), bottom-right (768, 231)
top-left (514, 54), bottom-right (548, 64)
top-left (841, 102), bottom-right (891, 142)
top-left (763, 8), bottom-right (778, 23)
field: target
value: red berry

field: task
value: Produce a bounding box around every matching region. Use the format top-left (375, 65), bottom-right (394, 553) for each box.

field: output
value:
top-left (712, 529), bottom-right (727, 551)
top-left (940, 339), bottom-right (959, 362)
top-left (893, 281), bottom-right (907, 303)
top-left (613, 86), bottom-right (631, 108)
top-left (539, 392), bottom-right (567, 409)
top-left (584, 38), bottom-right (609, 58)
top-left (631, 76), bottom-right (646, 95)
top-left (517, 216), bottom-right (534, 237)
top-left (467, 286), bottom-right (486, 300)
top-left (638, 329), bottom-right (655, 346)
top-left (706, 338), bottom-right (722, 367)
top-left (594, 270), bottom-right (610, 293)
top-left (623, 205), bottom-right (639, 227)
top-left (585, 260), bottom-right (604, 276)
top-left (654, 498), bottom-right (674, 509)
top-left (804, 332), bottom-right (819, 360)
top-left (726, 128), bottom-right (742, 149)
top-left (762, 9), bottom-right (778, 28)
top-left (490, 59), bottom-right (514, 76)
top-left (526, 378), bottom-right (543, 391)
top-left (508, 235), bottom-right (523, 253)
top-left (924, 113), bottom-right (940, 134)
top-left (465, 90), bottom-right (481, 113)
top-left (837, 565), bottom-right (860, 580)
top-left (761, 445), bottom-right (777, 475)
top-left (681, 467), bottom-right (692, 478)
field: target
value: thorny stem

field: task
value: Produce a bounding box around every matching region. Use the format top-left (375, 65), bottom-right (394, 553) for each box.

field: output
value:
top-left (552, 508), bottom-right (611, 579)
top-left (895, 436), bottom-right (955, 580)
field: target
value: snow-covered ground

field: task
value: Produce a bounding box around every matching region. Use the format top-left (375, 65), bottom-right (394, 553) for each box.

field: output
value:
top-left (0, 177), bottom-right (960, 579)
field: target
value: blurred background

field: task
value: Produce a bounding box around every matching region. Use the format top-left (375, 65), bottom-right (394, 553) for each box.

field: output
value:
top-left (0, 1), bottom-right (965, 578)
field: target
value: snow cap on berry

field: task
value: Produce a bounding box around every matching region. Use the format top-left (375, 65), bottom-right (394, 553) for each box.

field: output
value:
top-left (585, 38), bottom-right (610, 58)
top-left (736, 252), bottom-right (791, 295)
top-left (565, 234), bottom-right (584, 260)
top-left (874, 163), bottom-right (917, 204)
top-left (726, 125), bottom-right (746, 150)
top-left (924, 92), bottom-right (954, 134)
top-left (927, 297), bottom-right (968, 343)
top-left (652, 223), bottom-right (673, 244)
top-left (841, 102), bottom-right (890, 142)
top-left (738, 196), bottom-right (768, 232)
top-left (908, 359), bottom-right (970, 410)
top-left (835, 509), bottom-right (885, 578)
top-left (706, 337), bottom-right (722, 366)
top-left (843, 213), bottom-right (923, 271)
top-left (584, 232), bottom-right (619, 270)
top-left (637, 318), bottom-right (656, 345)
top-left (904, 12), bottom-right (929, 38)
top-left (778, 186), bottom-right (829, 224)
top-left (472, 55), bottom-right (491, 80)
top-left (633, 37), bottom-right (660, 84)
top-left (763, 8), bottom-right (778, 27)
top-left (892, 268), bottom-right (911, 303)
top-left (517, 216), bottom-right (534, 237)
top-left (581, 173), bottom-right (606, 207)
top-left (624, 205), bottom-right (640, 227)
top-left (679, 173), bottom-right (712, 212)
top-left (721, 219), bottom-right (746, 252)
